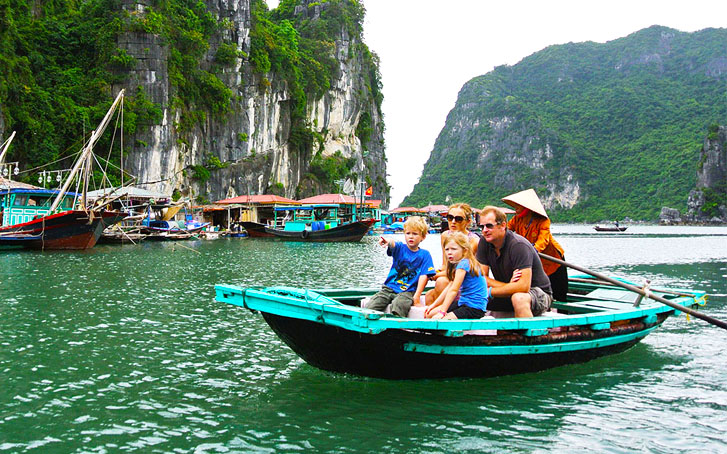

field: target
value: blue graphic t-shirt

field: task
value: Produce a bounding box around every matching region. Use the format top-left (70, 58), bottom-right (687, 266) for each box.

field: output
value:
top-left (455, 259), bottom-right (489, 311)
top-left (384, 243), bottom-right (436, 293)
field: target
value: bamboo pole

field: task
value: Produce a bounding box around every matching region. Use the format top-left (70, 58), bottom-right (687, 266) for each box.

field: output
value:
top-left (49, 90), bottom-right (125, 213)
top-left (539, 252), bottom-right (727, 331)
top-left (0, 131), bottom-right (16, 164)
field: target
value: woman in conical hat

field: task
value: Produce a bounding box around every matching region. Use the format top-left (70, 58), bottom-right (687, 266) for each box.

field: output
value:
top-left (502, 189), bottom-right (568, 302)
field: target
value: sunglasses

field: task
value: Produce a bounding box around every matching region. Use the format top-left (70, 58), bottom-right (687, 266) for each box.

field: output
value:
top-left (481, 223), bottom-right (498, 230)
top-left (446, 215), bottom-right (466, 222)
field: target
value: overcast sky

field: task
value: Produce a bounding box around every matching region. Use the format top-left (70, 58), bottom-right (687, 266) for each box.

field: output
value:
top-left (269, 1), bottom-right (727, 207)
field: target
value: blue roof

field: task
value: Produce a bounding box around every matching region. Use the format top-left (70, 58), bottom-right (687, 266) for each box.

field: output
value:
top-left (0, 187), bottom-right (79, 197)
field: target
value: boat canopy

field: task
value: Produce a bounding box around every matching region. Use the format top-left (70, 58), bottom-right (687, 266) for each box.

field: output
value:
top-left (0, 187), bottom-right (80, 197)
top-left (274, 204), bottom-right (340, 211)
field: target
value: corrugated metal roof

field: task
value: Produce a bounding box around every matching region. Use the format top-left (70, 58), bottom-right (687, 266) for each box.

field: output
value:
top-left (297, 193), bottom-right (357, 204)
top-left (390, 206), bottom-right (425, 213)
top-left (86, 186), bottom-right (170, 200)
top-left (215, 194), bottom-right (299, 205)
top-left (0, 177), bottom-right (42, 190)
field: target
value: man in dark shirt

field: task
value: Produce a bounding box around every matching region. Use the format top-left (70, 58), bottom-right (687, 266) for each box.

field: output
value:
top-left (475, 206), bottom-right (553, 317)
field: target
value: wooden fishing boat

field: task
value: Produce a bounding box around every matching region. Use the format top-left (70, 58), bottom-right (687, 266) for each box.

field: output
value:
top-left (215, 278), bottom-right (707, 379)
top-left (0, 91), bottom-right (127, 250)
top-left (240, 218), bottom-right (375, 242)
top-left (142, 219), bottom-right (209, 235)
top-left (0, 188), bottom-right (126, 249)
top-left (593, 224), bottom-right (627, 232)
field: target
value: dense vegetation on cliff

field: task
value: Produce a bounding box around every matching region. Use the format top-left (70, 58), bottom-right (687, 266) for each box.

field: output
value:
top-left (0, 0), bottom-right (125, 180)
top-left (404, 26), bottom-right (727, 222)
top-left (0, 0), bottom-right (239, 183)
top-left (0, 0), bottom-right (383, 197)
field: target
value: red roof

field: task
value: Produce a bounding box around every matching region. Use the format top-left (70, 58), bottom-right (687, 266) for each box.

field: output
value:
top-left (390, 206), bottom-right (425, 213)
top-left (214, 194), bottom-right (299, 205)
top-left (297, 193), bottom-right (357, 204)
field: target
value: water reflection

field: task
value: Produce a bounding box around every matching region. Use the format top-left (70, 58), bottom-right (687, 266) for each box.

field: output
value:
top-left (1, 229), bottom-right (726, 452)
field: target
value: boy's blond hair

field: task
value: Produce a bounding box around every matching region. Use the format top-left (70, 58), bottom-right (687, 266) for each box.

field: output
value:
top-left (403, 216), bottom-right (428, 237)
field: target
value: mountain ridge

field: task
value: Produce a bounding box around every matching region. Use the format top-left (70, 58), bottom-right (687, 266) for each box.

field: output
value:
top-left (403, 25), bottom-right (727, 221)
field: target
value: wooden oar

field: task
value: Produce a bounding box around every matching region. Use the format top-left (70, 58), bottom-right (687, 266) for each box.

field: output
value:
top-left (539, 252), bottom-right (727, 331)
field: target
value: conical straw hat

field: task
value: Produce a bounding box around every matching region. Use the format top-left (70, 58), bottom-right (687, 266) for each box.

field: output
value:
top-left (501, 188), bottom-right (548, 219)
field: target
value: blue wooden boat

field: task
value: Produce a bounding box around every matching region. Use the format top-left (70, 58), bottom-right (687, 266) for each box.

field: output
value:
top-left (215, 279), bottom-right (707, 379)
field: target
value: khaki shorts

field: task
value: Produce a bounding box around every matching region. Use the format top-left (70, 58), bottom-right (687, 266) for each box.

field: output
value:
top-left (529, 287), bottom-right (553, 316)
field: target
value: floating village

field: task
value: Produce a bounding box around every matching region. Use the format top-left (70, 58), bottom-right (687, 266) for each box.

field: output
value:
top-left (2, 91), bottom-right (725, 383)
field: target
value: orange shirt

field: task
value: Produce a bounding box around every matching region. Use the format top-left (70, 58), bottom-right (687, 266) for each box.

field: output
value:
top-left (507, 214), bottom-right (564, 275)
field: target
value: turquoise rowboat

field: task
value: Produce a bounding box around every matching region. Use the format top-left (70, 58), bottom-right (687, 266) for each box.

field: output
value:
top-left (214, 279), bottom-right (707, 379)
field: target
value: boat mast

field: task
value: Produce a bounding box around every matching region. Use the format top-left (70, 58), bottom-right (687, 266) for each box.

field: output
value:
top-left (49, 89), bottom-right (125, 213)
top-left (0, 131), bottom-right (17, 165)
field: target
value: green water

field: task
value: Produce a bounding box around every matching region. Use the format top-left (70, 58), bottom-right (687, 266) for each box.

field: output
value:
top-left (1, 226), bottom-right (726, 453)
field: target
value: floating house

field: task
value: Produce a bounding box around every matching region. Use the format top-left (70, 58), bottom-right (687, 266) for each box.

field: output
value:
top-left (297, 194), bottom-right (380, 225)
top-left (211, 194), bottom-right (300, 228)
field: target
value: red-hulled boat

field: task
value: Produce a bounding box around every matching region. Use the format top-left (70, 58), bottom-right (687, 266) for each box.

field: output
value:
top-left (0, 90), bottom-right (127, 250)
top-left (0, 192), bottom-right (126, 250)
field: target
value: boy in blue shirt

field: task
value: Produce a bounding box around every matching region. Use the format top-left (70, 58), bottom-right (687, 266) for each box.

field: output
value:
top-left (366, 216), bottom-right (436, 317)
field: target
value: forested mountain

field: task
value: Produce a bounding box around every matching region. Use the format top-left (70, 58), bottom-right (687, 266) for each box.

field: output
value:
top-left (0, 0), bottom-right (387, 204)
top-left (403, 26), bottom-right (727, 221)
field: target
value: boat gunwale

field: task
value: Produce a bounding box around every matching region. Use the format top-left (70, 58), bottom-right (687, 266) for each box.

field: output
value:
top-left (214, 283), bottom-right (705, 335)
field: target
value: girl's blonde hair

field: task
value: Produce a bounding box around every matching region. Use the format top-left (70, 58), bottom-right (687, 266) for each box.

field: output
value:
top-left (444, 231), bottom-right (481, 280)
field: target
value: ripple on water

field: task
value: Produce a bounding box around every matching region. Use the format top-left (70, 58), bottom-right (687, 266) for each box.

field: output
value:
top-left (1, 232), bottom-right (727, 452)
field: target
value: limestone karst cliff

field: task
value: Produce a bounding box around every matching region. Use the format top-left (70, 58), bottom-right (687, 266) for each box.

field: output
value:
top-left (119, 0), bottom-right (386, 203)
top-left (661, 125), bottom-right (727, 224)
top-left (0, 0), bottom-right (388, 205)
top-left (403, 26), bottom-right (727, 222)
top-left (685, 125), bottom-right (727, 222)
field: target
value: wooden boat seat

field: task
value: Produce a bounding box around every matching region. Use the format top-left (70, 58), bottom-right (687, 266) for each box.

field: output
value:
top-left (553, 287), bottom-right (650, 313)
top-left (554, 299), bottom-right (636, 313)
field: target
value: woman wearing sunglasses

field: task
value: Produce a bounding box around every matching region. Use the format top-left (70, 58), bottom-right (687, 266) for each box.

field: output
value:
top-left (424, 203), bottom-right (480, 306)
top-left (501, 188), bottom-right (568, 302)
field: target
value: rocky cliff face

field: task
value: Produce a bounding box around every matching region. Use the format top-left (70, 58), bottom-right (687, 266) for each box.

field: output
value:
top-left (684, 126), bottom-right (727, 223)
top-left (116, 0), bottom-right (386, 204)
top-left (403, 26), bottom-right (727, 221)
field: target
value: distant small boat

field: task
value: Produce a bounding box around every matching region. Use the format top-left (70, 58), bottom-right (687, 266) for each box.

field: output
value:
top-left (240, 218), bottom-right (374, 242)
top-left (594, 225), bottom-right (628, 232)
top-left (215, 278), bottom-right (706, 379)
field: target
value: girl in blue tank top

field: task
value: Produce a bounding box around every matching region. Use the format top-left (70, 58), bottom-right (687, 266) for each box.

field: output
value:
top-left (425, 231), bottom-right (489, 320)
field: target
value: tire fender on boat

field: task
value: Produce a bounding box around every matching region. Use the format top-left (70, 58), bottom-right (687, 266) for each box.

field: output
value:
top-left (301, 229), bottom-right (309, 239)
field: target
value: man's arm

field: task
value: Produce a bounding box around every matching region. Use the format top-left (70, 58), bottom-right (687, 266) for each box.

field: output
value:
top-left (479, 263), bottom-right (510, 289)
top-left (490, 267), bottom-right (532, 298)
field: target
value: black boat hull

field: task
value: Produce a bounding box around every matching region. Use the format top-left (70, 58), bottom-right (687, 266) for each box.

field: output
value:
top-left (241, 219), bottom-right (374, 242)
top-left (594, 226), bottom-right (627, 232)
top-left (262, 313), bottom-right (651, 379)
